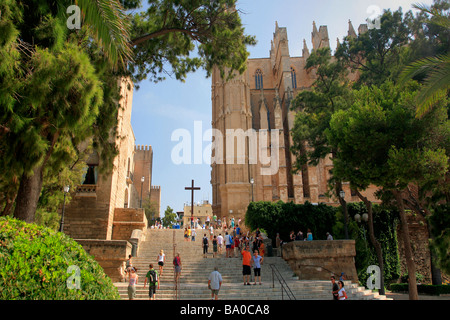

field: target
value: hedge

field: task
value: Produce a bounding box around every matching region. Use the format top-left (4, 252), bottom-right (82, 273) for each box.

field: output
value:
top-left (390, 283), bottom-right (450, 295)
top-left (0, 217), bottom-right (120, 300)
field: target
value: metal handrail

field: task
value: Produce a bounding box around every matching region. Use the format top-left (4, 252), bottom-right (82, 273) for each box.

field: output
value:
top-left (269, 264), bottom-right (296, 300)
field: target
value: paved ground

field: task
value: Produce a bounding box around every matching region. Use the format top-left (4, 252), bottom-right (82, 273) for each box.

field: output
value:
top-left (386, 292), bottom-right (450, 300)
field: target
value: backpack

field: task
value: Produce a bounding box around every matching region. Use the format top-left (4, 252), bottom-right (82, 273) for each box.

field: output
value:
top-left (173, 257), bottom-right (180, 266)
top-left (203, 237), bottom-right (208, 245)
top-left (148, 269), bottom-right (157, 284)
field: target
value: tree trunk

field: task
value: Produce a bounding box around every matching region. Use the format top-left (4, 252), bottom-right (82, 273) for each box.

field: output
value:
top-left (355, 190), bottom-right (385, 295)
top-left (335, 182), bottom-right (349, 239)
top-left (393, 190), bottom-right (419, 300)
top-left (13, 165), bottom-right (44, 223)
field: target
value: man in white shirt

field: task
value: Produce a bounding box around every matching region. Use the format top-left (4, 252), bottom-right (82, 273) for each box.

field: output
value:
top-left (208, 267), bottom-right (223, 300)
top-left (217, 234), bottom-right (224, 255)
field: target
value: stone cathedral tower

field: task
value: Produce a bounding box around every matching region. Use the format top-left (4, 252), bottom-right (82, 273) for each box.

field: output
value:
top-left (211, 21), bottom-right (380, 222)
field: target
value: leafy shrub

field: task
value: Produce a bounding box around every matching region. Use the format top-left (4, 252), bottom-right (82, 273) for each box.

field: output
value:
top-left (0, 217), bottom-right (120, 300)
top-left (245, 201), bottom-right (337, 245)
top-left (390, 283), bottom-right (450, 295)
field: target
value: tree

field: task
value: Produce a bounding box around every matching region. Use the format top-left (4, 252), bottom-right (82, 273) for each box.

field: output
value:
top-left (127, 0), bottom-right (256, 85)
top-left (399, 1), bottom-right (450, 118)
top-left (0, 0), bottom-right (255, 224)
top-left (327, 81), bottom-right (449, 300)
top-left (142, 198), bottom-right (159, 224)
top-left (291, 47), bottom-right (352, 239)
top-left (161, 206), bottom-right (177, 227)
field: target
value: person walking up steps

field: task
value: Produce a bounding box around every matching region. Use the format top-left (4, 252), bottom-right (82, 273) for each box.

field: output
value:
top-left (173, 253), bottom-right (182, 284)
top-left (241, 246), bottom-right (252, 285)
top-left (208, 266), bottom-right (223, 300)
top-left (127, 267), bottom-right (138, 300)
top-left (212, 235), bottom-right (218, 258)
top-left (202, 233), bottom-right (209, 258)
top-left (144, 264), bottom-right (159, 300)
top-left (157, 250), bottom-right (165, 276)
top-left (217, 233), bottom-right (224, 255)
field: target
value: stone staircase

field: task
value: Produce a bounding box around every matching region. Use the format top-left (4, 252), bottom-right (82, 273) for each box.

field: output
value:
top-left (113, 228), bottom-right (390, 300)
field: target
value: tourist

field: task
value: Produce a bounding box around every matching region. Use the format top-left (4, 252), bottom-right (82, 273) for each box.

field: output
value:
top-left (209, 224), bottom-right (214, 240)
top-left (208, 266), bottom-right (223, 300)
top-left (252, 249), bottom-right (264, 285)
top-left (289, 230), bottom-right (295, 242)
top-left (259, 241), bottom-right (265, 257)
top-left (184, 228), bottom-right (189, 241)
top-left (225, 231), bottom-right (233, 258)
top-left (327, 232), bottom-right (333, 240)
top-left (212, 235), bottom-right (218, 258)
top-left (331, 276), bottom-right (339, 300)
top-left (307, 229), bottom-right (313, 241)
top-left (338, 280), bottom-right (348, 300)
top-left (296, 230), bottom-right (304, 241)
top-left (191, 228), bottom-right (196, 241)
top-left (206, 215), bottom-right (211, 227)
top-left (173, 253), bottom-right (182, 284)
top-left (231, 217), bottom-right (235, 228)
top-left (125, 254), bottom-right (133, 276)
top-left (202, 233), bottom-right (209, 258)
top-left (127, 267), bottom-right (138, 300)
top-left (157, 249), bottom-right (166, 276)
top-left (144, 264), bottom-right (159, 300)
top-left (234, 235), bottom-right (241, 257)
top-left (217, 233), bottom-right (224, 255)
top-left (187, 227), bottom-right (191, 241)
top-left (242, 246), bottom-right (252, 285)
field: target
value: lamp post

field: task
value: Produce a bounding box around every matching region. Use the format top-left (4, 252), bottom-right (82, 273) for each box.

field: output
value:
top-left (250, 178), bottom-right (254, 202)
top-left (140, 176), bottom-right (144, 208)
top-left (340, 190), bottom-right (349, 239)
top-left (59, 185), bottom-right (70, 232)
top-left (354, 213), bottom-right (369, 250)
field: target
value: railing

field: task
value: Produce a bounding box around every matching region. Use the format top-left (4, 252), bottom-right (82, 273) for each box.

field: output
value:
top-left (269, 264), bottom-right (296, 300)
top-left (76, 184), bottom-right (97, 194)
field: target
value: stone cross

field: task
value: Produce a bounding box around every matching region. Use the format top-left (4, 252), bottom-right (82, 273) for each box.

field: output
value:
top-left (185, 179), bottom-right (200, 220)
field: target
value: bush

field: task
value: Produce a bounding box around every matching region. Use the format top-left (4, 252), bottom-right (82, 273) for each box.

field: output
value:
top-left (390, 283), bottom-right (450, 295)
top-left (245, 201), bottom-right (337, 245)
top-left (0, 217), bottom-right (120, 300)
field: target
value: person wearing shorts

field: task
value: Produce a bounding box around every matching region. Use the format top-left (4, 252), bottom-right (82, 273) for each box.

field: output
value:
top-left (252, 250), bottom-right (263, 285)
top-left (241, 246), bottom-right (252, 285)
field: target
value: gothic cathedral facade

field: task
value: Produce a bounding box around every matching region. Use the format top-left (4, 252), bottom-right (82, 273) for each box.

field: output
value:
top-left (211, 21), bottom-right (380, 221)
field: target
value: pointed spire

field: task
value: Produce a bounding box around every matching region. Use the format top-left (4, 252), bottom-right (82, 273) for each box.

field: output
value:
top-left (348, 19), bottom-right (357, 38)
top-left (336, 37), bottom-right (340, 48)
top-left (312, 21), bottom-right (318, 34)
top-left (303, 39), bottom-right (310, 59)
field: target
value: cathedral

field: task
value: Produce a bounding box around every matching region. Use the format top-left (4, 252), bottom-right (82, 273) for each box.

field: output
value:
top-left (210, 20), bottom-right (380, 221)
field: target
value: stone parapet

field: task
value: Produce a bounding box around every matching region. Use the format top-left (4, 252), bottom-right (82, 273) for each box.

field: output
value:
top-left (282, 240), bottom-right (358, 282)
top-left (76, 239), bottom-right (132, 282)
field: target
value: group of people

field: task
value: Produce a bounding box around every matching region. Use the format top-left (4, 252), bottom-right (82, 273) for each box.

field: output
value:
top-left (123, 250), bottom-right (170, 300)
top-left (199, 228), bottom-right (266, 260)
top-left (331, 276), bottom-right (348, 300)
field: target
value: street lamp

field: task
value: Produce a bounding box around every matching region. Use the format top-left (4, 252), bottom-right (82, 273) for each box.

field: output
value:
top-left (250, 178), bottom-right (254, 202)
top-left (59, 185), bottom-right (70, 232)
top-left (140, 176), bottom-right (144, 208)
top-left (339, 190), bottom-right (349, 239)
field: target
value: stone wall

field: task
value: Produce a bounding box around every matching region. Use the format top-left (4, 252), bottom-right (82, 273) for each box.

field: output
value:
top-left (282, 240), bottom-right (358, 282)
top-left (112, 208), bottom-right (147, 241)
top-left (76, 239), bottom-right (132, 282)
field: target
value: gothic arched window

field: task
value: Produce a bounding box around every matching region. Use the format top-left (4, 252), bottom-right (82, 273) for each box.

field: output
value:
top-left (291, 67), bottom-right (297, 89)
top-left (255, 69), bottom-right (263, 90)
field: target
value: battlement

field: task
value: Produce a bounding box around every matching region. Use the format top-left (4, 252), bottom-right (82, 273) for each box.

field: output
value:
top-left (151, 185), bottom-right (161, 191)
top-left (135, 145), bottom-right (152, 151)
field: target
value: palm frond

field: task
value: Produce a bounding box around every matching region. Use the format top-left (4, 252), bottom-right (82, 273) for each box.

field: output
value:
top-left (75, 0), bottom-right (133, 69)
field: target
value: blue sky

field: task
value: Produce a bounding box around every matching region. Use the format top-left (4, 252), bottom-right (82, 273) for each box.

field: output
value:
top-left (130, 0), bottom-right (433, 217)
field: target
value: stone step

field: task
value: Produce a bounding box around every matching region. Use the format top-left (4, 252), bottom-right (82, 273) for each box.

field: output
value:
top-left (115, 228), bottom-right (390, 300)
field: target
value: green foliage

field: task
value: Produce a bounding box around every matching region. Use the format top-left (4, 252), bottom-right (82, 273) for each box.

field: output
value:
top-left (390, 283), bottom-right (450, 295)
top-left (162, 206), bottom-right (177, 227)
top-left (245, 201), bottom-right (337, 245)
top-left (347, 203), bottom-right (401, 286)
top-left (128, 0), bottom-right (256, 85)
top-left (428, 204), bottom-right (450, 274)
top-left (0, 217), bottom-right (120, 300)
